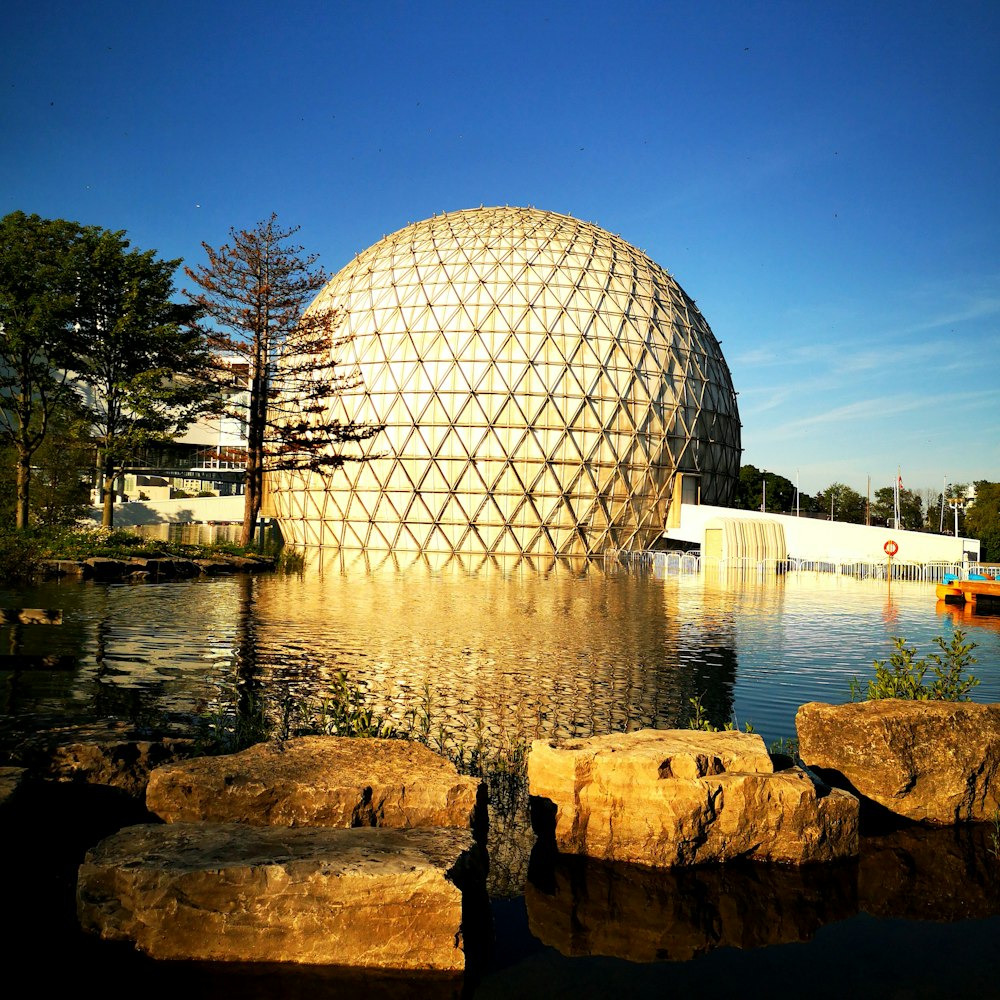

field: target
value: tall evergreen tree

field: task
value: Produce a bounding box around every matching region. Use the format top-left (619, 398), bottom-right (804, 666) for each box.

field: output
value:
top-left (184, 214), bottom-right (380, 547)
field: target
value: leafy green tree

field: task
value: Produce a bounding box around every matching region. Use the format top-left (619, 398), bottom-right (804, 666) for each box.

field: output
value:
top-left (71, 228), bottom-right (218, 527)
top-left (27, 401), bottom-right (94, 526)
top-left (733, 465), bottom-right (803, 513)
top-left (815, 482), bottom-right (866, 524)
top-left (870, 485), bottom-right (924, 530)
top-left (0, 212), bottom-right (85, 528)
top-left (184, 214), bottom-right (380, 547)
top-left (965, 481), bottom-right (1000, 561)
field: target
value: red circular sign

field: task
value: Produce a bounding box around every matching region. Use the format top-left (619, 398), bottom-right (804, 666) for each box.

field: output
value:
top-left (884, 540), bottom-right (899, 556)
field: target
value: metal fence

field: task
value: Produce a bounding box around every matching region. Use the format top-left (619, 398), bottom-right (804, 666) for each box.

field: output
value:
top-left (607, 549), bottom-right (998, 583)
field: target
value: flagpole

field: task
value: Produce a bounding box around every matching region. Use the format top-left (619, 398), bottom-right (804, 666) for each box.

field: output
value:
top-left (895, 466), bottom-right (901, 529)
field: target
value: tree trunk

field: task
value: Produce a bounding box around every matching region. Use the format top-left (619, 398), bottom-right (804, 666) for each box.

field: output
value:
top-left (101, 457), bottom-right (115, 528)
top-left (239, 443), bottom-right (263, 548)
top-left (15, 448), bottom-right (31, 530)
top-left (239, 477), bottom-right (259, 548)
top-left (239, 358), bottom-right (267, 549)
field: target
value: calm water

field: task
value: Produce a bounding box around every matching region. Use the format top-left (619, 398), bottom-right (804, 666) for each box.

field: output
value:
top-left (3, 556), bottom-right (1000, 998)
top-left (4, 554), bottom-right (999, 747)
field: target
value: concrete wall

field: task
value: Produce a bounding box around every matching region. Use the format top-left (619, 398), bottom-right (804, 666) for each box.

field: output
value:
top-left (82, 494), bottom-right (246, 527)
top-left (664, 504), bottom-right (980, 564)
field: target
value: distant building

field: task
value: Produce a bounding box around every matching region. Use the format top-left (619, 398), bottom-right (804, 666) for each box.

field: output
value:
top-left (84, 357), bottom-right (250, 503)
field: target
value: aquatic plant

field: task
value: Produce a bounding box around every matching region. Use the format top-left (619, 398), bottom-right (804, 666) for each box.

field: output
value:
top-left (768, 735), bottom-right (800, 757)
top-left (850, 630), bottom-right (980, 702)
top-left (686, 693), bottom-right (755, 734)
top-left (275, 548), bottom-right (305, 574)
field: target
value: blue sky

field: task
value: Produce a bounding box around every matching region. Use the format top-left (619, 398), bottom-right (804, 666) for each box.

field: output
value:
top-left (4, 0), bottom-right (998, 498)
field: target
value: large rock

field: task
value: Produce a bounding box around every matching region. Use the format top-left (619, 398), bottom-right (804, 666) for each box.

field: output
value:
top-left (527, 728), bottom-right (858, 866)
top-left (796, 700), bottom-right (1000, 824)
top-left (146, 736), bottom-right (485, 830)
top-left (77, 822), bottom-right (487, 969)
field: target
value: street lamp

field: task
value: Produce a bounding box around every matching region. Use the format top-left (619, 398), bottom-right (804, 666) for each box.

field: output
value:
top-left (947, 485), bottom-right (965, 538)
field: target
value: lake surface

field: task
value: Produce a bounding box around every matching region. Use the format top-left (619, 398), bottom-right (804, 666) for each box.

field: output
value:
top-left (5, 554), bottom-right (999, 746)
top-left (3, 556), bottom-right (1000, 997)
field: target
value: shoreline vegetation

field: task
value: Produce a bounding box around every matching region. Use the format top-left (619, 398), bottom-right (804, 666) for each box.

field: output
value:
top-left (0, 525), bottom-right (292, 585)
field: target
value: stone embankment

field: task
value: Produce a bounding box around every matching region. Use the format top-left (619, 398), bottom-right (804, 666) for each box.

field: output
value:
top-left (41, 553), bottom-right (275, 582)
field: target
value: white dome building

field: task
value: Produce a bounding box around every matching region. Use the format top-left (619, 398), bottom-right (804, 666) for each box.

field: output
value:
top-left (266, 207), bottom-right (741, 557)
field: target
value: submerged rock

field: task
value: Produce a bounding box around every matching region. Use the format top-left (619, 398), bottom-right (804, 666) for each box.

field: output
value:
top-left (796, 700), bottom-right (1000, 824)
top-left (1, 717), bottom-right (195, 800)
top-left (526, 847), bottom-right (858, 961)
top-left (527, 728), bottom-right (858, 866)
top-left (146, 736), bottom-right (486, 831)
top-left (77, 822), bottom-right (487, 969)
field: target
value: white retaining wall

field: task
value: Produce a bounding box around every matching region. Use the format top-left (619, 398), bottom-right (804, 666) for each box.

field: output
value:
top-left (664, 504), bottom-right (980, 564)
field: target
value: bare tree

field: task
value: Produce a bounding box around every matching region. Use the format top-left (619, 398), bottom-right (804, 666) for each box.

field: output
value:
top-left (184, 215), bottom-right (379, 547)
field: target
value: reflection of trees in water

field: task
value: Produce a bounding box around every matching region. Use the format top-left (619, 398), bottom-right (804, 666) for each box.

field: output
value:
top-left (1, 579), bottom-right (249, 730)
top-left (231, 574), bottom-right (265, 733)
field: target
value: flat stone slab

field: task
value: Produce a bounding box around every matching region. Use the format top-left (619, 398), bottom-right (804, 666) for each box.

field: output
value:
top-left (146, 736), bottom-right (485, 830)
top-left (528, 728), bottom-right (858, 866)
top-left (797, 700), bottom-right (1000, 823)
top-left (77, 822), bottom-right (485, 969)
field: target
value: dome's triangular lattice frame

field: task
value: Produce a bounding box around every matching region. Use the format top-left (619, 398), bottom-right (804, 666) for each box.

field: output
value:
top-left (266, 207), bottom-right (741, 557)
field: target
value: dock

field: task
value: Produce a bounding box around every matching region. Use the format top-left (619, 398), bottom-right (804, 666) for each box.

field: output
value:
top-left (935, 579), bottom-right (1000, 609)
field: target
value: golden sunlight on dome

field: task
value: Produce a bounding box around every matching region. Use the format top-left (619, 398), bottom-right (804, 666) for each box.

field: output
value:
top-left (266, 206), bottom-right (741, 558)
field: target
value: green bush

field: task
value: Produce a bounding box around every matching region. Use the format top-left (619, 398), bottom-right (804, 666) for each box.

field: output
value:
top-left (850, 631), bottom-right (980, 701)
top-left (0, 528), bottom-right (47, 584)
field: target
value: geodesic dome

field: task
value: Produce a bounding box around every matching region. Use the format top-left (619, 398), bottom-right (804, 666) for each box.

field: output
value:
top-left (266, 207), bottom-right (740, 557)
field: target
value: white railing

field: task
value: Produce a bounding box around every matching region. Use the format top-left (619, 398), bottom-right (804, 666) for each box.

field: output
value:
top-left (607, 549), bottom-right (988, 583)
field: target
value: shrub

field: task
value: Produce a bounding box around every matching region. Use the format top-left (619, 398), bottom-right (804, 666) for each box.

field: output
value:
top-left (850, 630), bottom-right (980, 701)
top-left (0, 528), bottom-right (46, 584)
